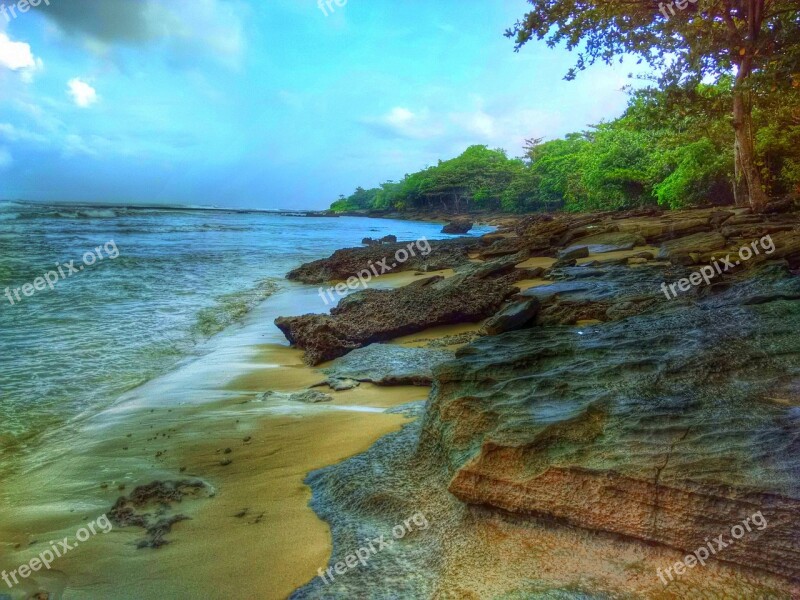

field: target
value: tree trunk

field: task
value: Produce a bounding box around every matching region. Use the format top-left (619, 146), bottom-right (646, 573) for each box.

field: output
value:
top-left (732, 86), bottom-right (768, 211)
top-left (729, 0), bottom-right (768, 212)
top-left (733, 145), bottom-right (749, 206)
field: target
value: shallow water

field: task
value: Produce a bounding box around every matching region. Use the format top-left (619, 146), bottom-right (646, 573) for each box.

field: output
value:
top-left (0, 201), bottom-right (489, 449)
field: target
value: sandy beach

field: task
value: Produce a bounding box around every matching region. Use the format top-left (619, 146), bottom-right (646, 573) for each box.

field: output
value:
top-left (0, 276), bottom-right (432, 599)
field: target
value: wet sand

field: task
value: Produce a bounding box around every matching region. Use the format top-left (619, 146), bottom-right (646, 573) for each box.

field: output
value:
top-left (0, 281), bottom-right (430, 600)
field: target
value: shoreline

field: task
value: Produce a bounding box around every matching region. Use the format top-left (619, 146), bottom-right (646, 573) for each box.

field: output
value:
top-left (0, 236), bottom-right (458, 599)
top-left (2, 206), bottom-right (799, 598)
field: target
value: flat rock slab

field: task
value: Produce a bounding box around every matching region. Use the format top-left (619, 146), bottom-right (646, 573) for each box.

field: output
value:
top-left (259, 389), bottom-right (334, 403)
top-left (425, 263), bottom-right (800, 582)
top-left (522, 264), bottom-right (674, 304)
top-left (564, 232), bottom-right (644, 254)
top-left (657, 231), bottom-right (727, 262)
top-left (323, 344), bottom-right (454, 386)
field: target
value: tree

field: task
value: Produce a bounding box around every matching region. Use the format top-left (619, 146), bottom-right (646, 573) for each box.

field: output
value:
top-left (506, 0), bottom-right (800, 211)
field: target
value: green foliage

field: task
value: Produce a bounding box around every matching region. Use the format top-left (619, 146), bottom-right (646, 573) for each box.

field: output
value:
top-left (653, 139), bottom-right (732, 209)
top-left (506, 0), bottom-right (800, 209)
top-left (331, 81), bottom-right (799, 214)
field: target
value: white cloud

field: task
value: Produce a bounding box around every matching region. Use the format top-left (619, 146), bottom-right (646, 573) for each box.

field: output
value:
top-left (363, 107), bottom-right (444, 140)
top-left (0, 122), bottom-right (49, 144)
top-left (385, 107), bottom-right (414, 125)
top-left (67, 78), bottom-right (98, 108)
top-left (363, 102), bottom-right (562, 157)
top-left (0, 147), bottom-right (12, 170)
top-left (0, 33), bottom-right (41, 72)
top-left (450, 109), bottom-right (496, 139)
top-left (63, 133), bottom-right (98, 156)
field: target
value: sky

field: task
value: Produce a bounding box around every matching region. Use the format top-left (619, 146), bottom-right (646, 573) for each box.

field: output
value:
top-left (0, 0), bottom-right (639, 209)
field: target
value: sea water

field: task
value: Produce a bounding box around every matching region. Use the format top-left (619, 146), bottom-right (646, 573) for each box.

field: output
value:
top-left (0, 200), bottom-right (489, 450)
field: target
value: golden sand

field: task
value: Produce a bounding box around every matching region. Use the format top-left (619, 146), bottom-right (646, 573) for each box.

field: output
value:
top-left (0, 344), bottom-right (427, 599)
top-left (515, 256), bottom-right (557, 270)
top-left (388, 322), bottom-right (483, 348)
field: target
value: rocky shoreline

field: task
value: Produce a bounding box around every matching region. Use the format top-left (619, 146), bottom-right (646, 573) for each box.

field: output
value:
top-left (277, 206), bottom-right (800, 598)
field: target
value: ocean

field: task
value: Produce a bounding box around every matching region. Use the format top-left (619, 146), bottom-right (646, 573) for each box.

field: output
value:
top-left (0, 200), bottom-right (490, 451)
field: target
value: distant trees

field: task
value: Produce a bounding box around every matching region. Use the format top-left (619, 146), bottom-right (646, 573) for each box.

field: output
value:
top-left (506, 0), bottom-right (800, 211)
top-left (331, 82), bottom-right (800, 215)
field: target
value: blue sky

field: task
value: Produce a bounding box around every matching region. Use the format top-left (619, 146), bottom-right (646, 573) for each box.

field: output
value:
top-left (0, 0), bottom-right (638, 209)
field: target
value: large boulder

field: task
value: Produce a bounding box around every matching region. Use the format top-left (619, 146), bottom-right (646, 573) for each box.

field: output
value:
top-left (441, 220), bottom-right (474, 235)
top-left (276, 263), bottom-right (523, 365)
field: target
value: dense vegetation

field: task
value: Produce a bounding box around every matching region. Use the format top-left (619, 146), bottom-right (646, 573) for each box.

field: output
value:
top-left (332, 0), bottom-right (799, 214)
top-left (331, 81), bottom-right (800, 214)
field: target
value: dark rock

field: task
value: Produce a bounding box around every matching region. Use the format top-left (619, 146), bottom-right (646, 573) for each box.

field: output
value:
top-left (276, 264), bottom-right (523, 365)
top-left (441, 220), bottom-right (473, 234)
top-left (709, 210), bottom-right (735, 228)
top-left (516, 266), bottom-right (546, 279)
top-left (109, 479), bottom-right (214, 549)
top-left (648, 217), bottom-right (713, 243)
top-left (557, 246), bottom-right (590, 260)
top-left (657, 231), bottom-right (727, 263)
top-left (581, 256), bottom-right (630, 268)
top-left (476, 236), bottom-right (530, 259)
top-left (482, 298), bottom-right (540, 335)
top-left (564, 231), bottom-right (644, 254)
top-left (550, 257), bottom-right (577, 269)
top-left (762, 198), bottom-right (794, 214)
top-left (362, 235), bottom-right (398, 246)
top-left (287, 238), bottom-right (479, 284)
top-left (523, 264), bottom-right (682, 325)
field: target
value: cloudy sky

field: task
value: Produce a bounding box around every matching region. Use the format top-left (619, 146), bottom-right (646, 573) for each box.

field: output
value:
top-left (0, 0), bottom-right (637, 209)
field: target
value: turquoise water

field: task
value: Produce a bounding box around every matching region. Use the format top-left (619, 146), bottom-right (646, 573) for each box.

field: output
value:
top-left (0, 201), bottom-right (489, 449)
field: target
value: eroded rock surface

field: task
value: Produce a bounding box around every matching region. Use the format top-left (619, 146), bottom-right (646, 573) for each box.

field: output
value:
top-left (287, 207), bottom-right (800, 599)
top-left (287, 238), bottom-right (479, 284)
top-left (323, 344), bottom-right (454, 386)
top-left (424, 263), bottom-right (800, 581)
top-left (276, 260), bottom-right (523, 364)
